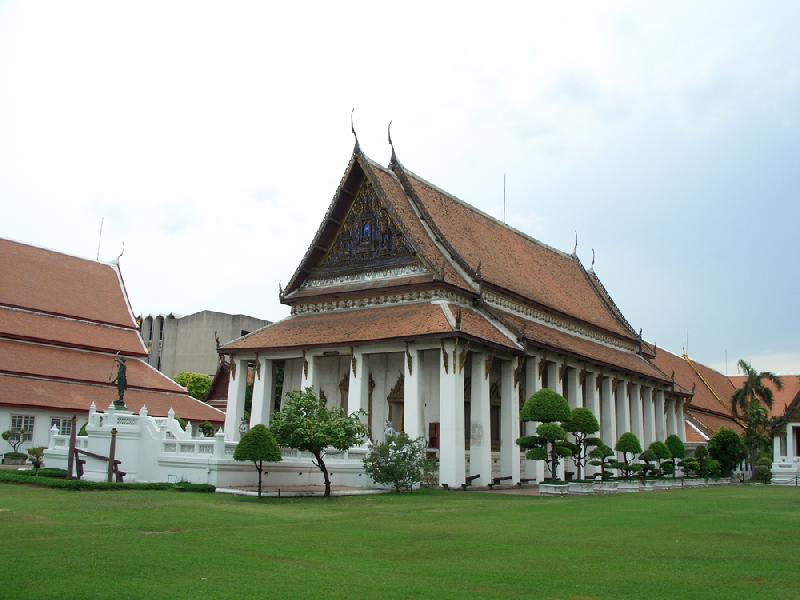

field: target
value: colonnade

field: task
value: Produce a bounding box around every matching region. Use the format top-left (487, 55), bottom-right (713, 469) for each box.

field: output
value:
top-left (224, 345), bottom-right (686, 486)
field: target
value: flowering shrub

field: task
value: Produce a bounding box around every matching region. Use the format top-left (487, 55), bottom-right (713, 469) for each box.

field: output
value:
top-left (363, 433), bottom-right (427, 492)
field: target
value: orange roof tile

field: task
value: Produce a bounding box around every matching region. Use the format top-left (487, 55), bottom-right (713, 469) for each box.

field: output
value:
top-left (223, 302), bottom-right (517, 352)
top-left (0, 374), bottom-right (224, 423)
top-left (0, 307), bottom-right (146, 356)
top-left (500, 312), bottom-right (668, 381)
top-left (0, 239), bottom-right (137, 328)
top-left (729, 374), bottom-right (800, 419)
top-left (402, 171), bottom-right (636, 340)
top-left (0, 338), bottom-right (182, 393)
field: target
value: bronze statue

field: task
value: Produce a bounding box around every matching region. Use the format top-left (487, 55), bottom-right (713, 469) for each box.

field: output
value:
top-left (111, 355), bottom-right (128, 409)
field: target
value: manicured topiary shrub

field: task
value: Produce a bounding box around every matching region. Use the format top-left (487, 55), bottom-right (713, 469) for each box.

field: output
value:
top-left (0, 471), bottom-right (215, 492)
top-left (233, 424), bottom-right (282, 497)
top-left (615, 432), bottom-right (642, 478)
top-left (665, 435), bottom-right (685, 478)
top-left (563, 408), bottom-right (600, 481)
top-left (754, 452), bottom-right (772, 484)
top-left (518, 389), bottom-right (572, 481)
top-left (589, 443), bottom-right (615, 479)
top-left (648, 441), bottom-right (671, 477)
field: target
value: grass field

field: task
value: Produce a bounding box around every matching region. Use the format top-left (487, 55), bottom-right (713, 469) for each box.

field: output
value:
top-left (1, 484), bottom-right (798, 599)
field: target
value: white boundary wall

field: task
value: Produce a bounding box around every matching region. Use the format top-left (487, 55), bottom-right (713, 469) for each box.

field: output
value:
top-left (43, 403), bottom-right (373, 488)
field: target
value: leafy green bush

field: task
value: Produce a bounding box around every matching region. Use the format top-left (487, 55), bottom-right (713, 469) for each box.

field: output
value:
top-left (520, 388), bottom-right (571, 422)
top-left (707, 428), bottom-right (746, 477)
top-left (35, 468), bottom-right (67, 479)
top-left (0, 470), bottom-right (214, 492)
top-left (588, 443), bottom-right (615, 479)
top-left (173, 371), bottom-right (213, 400)
top-left (754, 453), bottom-right (772, 484)
top-left (199, 421), bottom-right (215, 437)
top-left (665, 435), bottom-right (685, 478)
top-left (363, 433), bottom-right (427, 492)
top-left (78, 422), bottom-right (88, 436)
top-left (563, 408), bottom-right (600, 480)
top-left (518, 389), bottom-right (572, 480)
top-left (4, 451), bottom-right (28, 460)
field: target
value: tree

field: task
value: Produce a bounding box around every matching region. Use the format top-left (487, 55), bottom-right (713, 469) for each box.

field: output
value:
top-left (588, 443), bottom-right (615, 479)
top-left (731, 359), bottom-right (783, 471)
top-left (707, 428), bottom-right (747, 477)
top-left (517, 389), bottom-right (572, 481)
top-left (563, 408), bottom-right (600, 480)
top-left (270, 388), bottom-right (367, 497)
top-left (754, 452), bottom-right (772, 484)
top-left (665, 434), bottom-right (685, 478)
top-left (648, 441), bottom-right (672, 477)
top-left (363, 433), bottom-right (427, 492)
top-left (638, 448), bottom-right (656, 479)
top-left (2, 429), bottom-right (26, 454)
top-left (233, 424), bottom-right (281, 497)
top-left (174, 372), bottom-right (213, 400)
top-left (683, 446), bottom-right (715, 478)
top-left (615, 432), bottom-right (642, 478)
top-left (198, 421), bottom-right (215, 437)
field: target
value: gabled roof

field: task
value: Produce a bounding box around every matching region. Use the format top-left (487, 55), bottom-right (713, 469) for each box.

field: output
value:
top-left (280, 147), bottom-right (642, 346)
top-left (0, 238), bottom-right (225, 423)
top-left (729, 374), bottom-right (800, 420)
top-left (222, 302), bottom-right (519, 353)
top-left (651, 347), bottom-right (742, 429)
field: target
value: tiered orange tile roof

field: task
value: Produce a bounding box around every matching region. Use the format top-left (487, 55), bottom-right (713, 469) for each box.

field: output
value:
top-left (729, 374), bottom-right (800, 420)
top-left (0, 239), bottom-right (224, 423)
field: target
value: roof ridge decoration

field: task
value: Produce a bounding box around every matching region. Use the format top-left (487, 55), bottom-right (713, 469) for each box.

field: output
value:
top-left (682, 354), bottom-right (742, 421)
top-left (577, 258), bottom-right (639, 339)
top-left (282, 146), bottom-right (437, 296)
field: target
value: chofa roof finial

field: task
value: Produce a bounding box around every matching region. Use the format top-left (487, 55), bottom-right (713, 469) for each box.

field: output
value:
top-left (590, 248), bottom-right (595, 270)
top-left (351, 107), bottom-right (360, 152)
top-left (572, 231), bottom-right (578, 256)
top-left (388, 120), bottom-right (397, 165)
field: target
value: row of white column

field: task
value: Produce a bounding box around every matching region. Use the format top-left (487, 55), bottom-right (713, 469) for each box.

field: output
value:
top-left (522, 355), bottom-right (685, 478)
top-left (223, 349), bottom-right (686, 485)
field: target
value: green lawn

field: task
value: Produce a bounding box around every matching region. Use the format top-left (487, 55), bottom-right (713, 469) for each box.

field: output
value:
top-left (1, 484), bottom-right (798, 599)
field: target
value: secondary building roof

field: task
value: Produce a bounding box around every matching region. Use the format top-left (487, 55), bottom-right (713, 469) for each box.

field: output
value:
top-left (729, 374), bottom-right (800, 420)
top-left (0, 238), bottom-right (224, 423)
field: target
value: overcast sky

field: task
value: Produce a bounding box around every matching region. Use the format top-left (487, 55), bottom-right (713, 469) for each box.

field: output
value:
top-left (2, 1), bottom-right (798, 375)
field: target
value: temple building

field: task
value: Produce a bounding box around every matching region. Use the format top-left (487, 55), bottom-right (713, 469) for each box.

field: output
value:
top-left (651, 348), bottom-right (743, 449)
top-left (220, 141), bottom-right (688, 487)
top-left (0, 239), bottom-right (224, 454)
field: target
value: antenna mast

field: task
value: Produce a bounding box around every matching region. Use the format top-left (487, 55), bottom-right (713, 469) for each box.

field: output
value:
top-left (96, 217), bottom-right (104, 261)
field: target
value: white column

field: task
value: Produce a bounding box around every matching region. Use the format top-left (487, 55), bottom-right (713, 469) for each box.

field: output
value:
top-left (470, 351), bottom-right (492, 486)
top-left (642, 386), bottom-right (655, 447)
top-left (666, 397), bottom-right (677, 438)
top-left (788, 426), bottom-right (795, 462)
top-left (773, 434), bottom-right (782, 461)
top-left (404, 348), bottom-right (423, 441)
top-left (439, 340), bottom-right (465, 487)
top-left (347, 351), bottom-right (369, 427)
top-left (600, 376), bottom-right (616, 449)
top-left (655, 389), bottom-right (666, 441)
top-left (301, 353), bottom-right (317, 393)
top-left (676, 397), bottom-right (686, 443)
top-left (545, 359), bottom-right (564, 479)
top-left (615, 379), bottom-right (630, 436)
top-left (223, 357), bottom-right (248, 441)
top-left (500, 358), bottom-right (521, 484)
top-left (523, 354), bottom-right (544, 482)
top-left (567, 366), bottom-right (580, 410)
top-left (249, 357), bottom-right (273, 428)
top-left (629, 382), bottom-right (644, 446)
top-left (583, 371), bottom-right (600, 476)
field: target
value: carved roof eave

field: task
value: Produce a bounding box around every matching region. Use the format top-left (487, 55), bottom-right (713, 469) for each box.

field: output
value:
top-left (282, 278), bottom-right (476, 306)
top-left (221, 330), bottom-right (521, 357)
top-left (479, 280), bottom-right (641, 349)
top-left (578, 258), bottom-right (640, 340)
top-left (282, 147), bottom-right (433, 301)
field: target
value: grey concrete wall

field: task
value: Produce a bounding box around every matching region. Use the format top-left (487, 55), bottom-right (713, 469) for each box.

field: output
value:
top-left (140, 311), bottom-right (269, 378)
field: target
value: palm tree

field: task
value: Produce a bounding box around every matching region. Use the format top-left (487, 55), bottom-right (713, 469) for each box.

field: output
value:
top-left (731, 359), bottom-right (783, 473)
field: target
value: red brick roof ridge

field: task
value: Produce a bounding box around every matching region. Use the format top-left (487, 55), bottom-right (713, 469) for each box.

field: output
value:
top-left (219, 316), bottom-right (290, 351)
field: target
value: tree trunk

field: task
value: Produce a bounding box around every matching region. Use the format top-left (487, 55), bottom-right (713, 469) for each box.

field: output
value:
top-left (749, 446), bottom-right (758, 480)
top-left (257, 461), bottom-right (262, 498)
top-left (316, 452), bottom-right (331, 497)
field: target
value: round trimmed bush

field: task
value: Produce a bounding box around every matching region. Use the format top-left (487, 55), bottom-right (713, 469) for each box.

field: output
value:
top-left (521, 388), bottom-right (570, 423)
